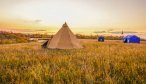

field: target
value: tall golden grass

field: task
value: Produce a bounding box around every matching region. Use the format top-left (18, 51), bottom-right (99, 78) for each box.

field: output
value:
top-left (0, 40), bottom-right (146, 84)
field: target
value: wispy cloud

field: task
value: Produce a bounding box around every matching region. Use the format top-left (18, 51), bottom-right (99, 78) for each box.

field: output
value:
top-left (110, 31), bottom-right (138, 34)
top-left (93, 28), bottom-right (114, 34)
top-left (93, 31), bottom-right (106, 34)
top-left (23, 19), bottom-right (42, 24)
top-left (35, 29), bottom-right (47, 32)
top-left (107, 29), bottom-right (114, 33)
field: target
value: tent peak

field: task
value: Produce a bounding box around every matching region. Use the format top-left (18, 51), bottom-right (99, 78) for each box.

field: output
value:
top-left (63, 22), bottom-right (68, 27)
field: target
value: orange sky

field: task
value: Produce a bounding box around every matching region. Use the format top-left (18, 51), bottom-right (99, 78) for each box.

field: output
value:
top-left (0, 0), bottom-right (146, 34)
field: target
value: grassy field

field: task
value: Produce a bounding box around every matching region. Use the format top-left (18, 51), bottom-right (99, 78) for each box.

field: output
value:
top-left (0, 40), bottom-right (146, 84)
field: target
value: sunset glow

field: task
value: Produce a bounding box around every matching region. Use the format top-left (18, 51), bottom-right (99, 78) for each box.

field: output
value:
top-left (0, 0), bottom-right (146, 35)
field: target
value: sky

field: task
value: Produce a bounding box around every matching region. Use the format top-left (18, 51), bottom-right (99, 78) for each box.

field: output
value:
top-left (0, 0), bottom-right (146, 36)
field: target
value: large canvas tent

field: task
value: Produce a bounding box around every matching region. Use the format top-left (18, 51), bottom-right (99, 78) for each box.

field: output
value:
top-left (44, 22), bottom-right (83, 49)
top-left (123, 35), bottom-right (140, 43)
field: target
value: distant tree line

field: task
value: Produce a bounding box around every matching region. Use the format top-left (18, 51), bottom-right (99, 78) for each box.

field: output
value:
top-left (76, 34), bottom-right (146, 41)
top-left (76, 34), bottom-right (123, 40)
top-left (0, 31), bottom-right (28, 44)
top-left (0, 31), bottom-right (145, 44)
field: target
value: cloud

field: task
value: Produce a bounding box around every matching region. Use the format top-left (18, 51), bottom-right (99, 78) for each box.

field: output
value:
top-left (35, 29), bottom-right (47, 31)
top-left (22, 19), bottom-right (42, 24)
top-left (106, 29), bottom-right (114, 32)
top-left (93, 30), bottom-right (139, 35)
top-left (93, 31), bottom-right (106, 34)
top-left (15, 29), bottom-right (49, 33)
top-left (34, 20), bottom-right (42, 23)
top-left (93, 28), bottom-right (114, 34)
top-left (110, 31), bottom-right (138, 34)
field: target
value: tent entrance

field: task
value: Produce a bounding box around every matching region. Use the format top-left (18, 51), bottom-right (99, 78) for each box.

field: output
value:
top-left (124, 38), bottom-right (127, 43)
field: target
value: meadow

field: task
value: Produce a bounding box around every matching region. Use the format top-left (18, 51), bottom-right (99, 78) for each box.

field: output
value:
top-left (0, 39), bottom-right (146, 84)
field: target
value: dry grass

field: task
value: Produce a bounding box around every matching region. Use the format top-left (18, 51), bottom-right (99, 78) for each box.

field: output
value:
top-left (0, 40), bottom-right (146, 84)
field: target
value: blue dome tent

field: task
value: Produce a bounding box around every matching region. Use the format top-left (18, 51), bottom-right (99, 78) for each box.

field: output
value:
top-left (123, 35), bottom-right (140, 43)
top-left (98, 36), bottom-right (105, 42)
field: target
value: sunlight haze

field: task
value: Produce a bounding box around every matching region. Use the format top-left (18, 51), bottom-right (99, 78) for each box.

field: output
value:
top-left (0, 0), bottom-right (146, 35)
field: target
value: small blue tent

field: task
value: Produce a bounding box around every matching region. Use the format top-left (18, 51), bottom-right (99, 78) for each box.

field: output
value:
top-left (98, 36), bottom-right (104, 42)
top-left (123, 35), bottom-right (140, 43)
